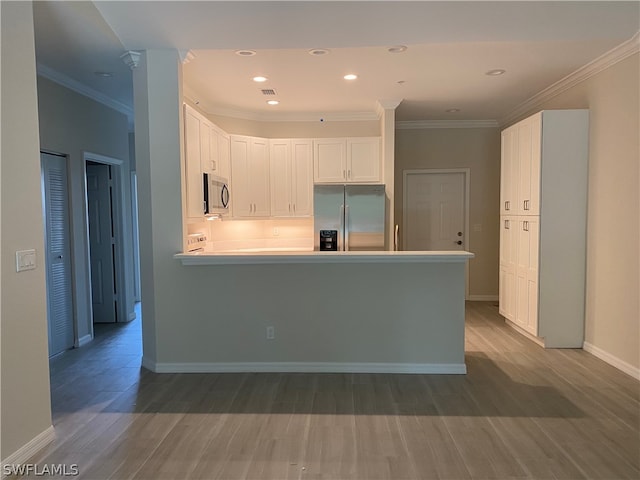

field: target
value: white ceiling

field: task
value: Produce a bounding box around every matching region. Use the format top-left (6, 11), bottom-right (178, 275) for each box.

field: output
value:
top-left (33, 1), bottom-right (640, 124)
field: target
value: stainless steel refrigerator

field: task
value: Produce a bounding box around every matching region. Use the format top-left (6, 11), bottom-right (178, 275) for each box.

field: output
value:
top-left (314, 184), bottom-right (385, 251)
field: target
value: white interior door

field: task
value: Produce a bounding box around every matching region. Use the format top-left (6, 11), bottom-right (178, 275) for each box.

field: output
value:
top-left (41, 152), bottom-right (75, 356)
top-left (86, 162), bottom-right (117, 323)
top-left (404, 171), bottom-right (466, 251)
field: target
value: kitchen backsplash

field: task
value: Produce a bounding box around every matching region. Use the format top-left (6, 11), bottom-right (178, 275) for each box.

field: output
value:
top-left (191, 217), bottom-right (313, 252)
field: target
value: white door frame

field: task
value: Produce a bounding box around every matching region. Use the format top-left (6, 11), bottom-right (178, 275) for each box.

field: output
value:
top-left (82, 152), bottom-right (129, 326)
top-left (403, 168), bottom-right (471, 299)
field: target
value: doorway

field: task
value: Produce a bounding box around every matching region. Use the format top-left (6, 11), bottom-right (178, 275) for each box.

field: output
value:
top-left (41, 152), bottom-right (75, 356)
top-left (84, 153), bottom-right (129, 325)
top-left (403, 168), bottom-right (470, 296)
top-left (86, 162), bottom-right (117, 323)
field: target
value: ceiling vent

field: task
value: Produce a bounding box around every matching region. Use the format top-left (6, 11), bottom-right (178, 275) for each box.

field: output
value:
top-left (261, 89), bottom-right (277, 96)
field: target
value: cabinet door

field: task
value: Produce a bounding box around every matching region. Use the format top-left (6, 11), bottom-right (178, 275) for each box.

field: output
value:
top-left (517, 114), bottom-right (541, 215)
top-left (515, 217), bottom-right (539, 335)
top-left (499, 216), bottom-right (516, 321)
top-left (500, 127), bottom-right (518, 215)
top-left (199, 121), bottom-right (212, 173)
top-left (209, 127), bottom-right (219, 173)
top-left (270, 140), bottom-right (292, 217)
top-left (314, 139), bottom-right (346, 183)
top-left (291, 140), bottom-right (313, 216)
top-left (230, 136), bottom-right (252, 217)
top-left (184, 107), bottom-right (204, 220)
top-left (250, 138), bottom-right (270, 217)
top-left (218, 134), bottom-right (231, 181)
top-left (347, 137), bottom-right (381, 183)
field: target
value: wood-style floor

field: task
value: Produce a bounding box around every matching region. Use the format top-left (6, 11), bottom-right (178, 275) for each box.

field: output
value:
top-left (18, 302), bottom-right (640, 480)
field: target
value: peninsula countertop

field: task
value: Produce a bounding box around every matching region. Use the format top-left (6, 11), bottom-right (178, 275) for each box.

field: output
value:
top-left (175, 249), bottom-right (475, 265)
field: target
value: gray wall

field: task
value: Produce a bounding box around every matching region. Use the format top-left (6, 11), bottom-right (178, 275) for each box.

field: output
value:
top-left (394, 127), bottom-right (501, 299)
top-left (1, 1), bottom-right (53, 460)
top-left (37, 76), bottom-right (135, 334)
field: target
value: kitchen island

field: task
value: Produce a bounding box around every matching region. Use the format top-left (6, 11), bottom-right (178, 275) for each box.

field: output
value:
top-left (149, 250), bottom-right (473, 374)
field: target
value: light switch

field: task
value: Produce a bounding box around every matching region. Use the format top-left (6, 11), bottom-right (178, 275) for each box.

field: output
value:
top-left (16, 249), bottom-right (36, 272)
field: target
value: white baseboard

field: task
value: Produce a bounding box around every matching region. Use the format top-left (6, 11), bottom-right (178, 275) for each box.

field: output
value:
top-left (583, 342), bottom-right (640, 380)
top-left (467, 295), bottom-right (499, 302)
top-left (148, 362), bottom-right (466, 375)
top-left (76, 334), bottom-right (92, 347)
top-left (1, 426), bottom-right (55, 478)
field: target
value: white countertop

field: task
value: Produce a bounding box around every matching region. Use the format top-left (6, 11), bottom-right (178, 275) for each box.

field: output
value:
top-left (175, 250), bottom-right (474, 265)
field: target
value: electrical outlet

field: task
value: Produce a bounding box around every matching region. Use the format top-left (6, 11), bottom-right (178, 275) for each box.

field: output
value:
top-left (266, 326), bottom-right (275, 340)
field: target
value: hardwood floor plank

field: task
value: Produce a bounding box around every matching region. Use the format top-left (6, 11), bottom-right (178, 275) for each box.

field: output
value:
top-left (10, 302), bottom-right (638, 480)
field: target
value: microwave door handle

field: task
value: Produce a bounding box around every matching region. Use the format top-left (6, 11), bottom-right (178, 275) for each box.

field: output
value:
top-left (221, 184), bottom-right (230, 208)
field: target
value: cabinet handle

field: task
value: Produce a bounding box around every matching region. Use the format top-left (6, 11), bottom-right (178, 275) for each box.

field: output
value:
top-left (343, 169), bottom-right (346, 179)
top-left (505, 201), bottom-right (510, 211)
top-left (289, 203), bottom-right (291, 212)
top-left (293, 204), bottom-right (296, 213)
top-left (348, 169), bottom-right (351, 179)
top-left (524, 200), bottom-right (529, 210)
top-left (504, 219), bottom-right (510, 229)
top-left (523, 221), bottom-right (529, 232)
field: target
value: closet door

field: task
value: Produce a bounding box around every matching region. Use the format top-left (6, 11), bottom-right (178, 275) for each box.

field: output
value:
top-left (42, 152), bottom-right (75, 356)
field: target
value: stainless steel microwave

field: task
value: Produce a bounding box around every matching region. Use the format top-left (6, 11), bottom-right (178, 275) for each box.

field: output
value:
top-left (203, 173), bottom-right (230, 216)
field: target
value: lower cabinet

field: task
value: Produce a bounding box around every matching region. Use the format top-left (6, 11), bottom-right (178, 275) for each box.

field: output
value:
top-left (500, 215), bottom-right (539, 337)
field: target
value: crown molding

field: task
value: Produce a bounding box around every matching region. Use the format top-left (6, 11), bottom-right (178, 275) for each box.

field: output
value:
top-left (501, 31), bottom-right (640, 126)
top-left (36, 63), bottom-right (134, 127)
top-left (396, 119), bottom-right (499, 129)
top-left (202, 104), bottom-right (380, 123)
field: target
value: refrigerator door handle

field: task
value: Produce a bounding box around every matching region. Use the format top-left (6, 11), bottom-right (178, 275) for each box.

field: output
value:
top-left (339, 204), bottom-right (345, 251)
top-left (344, 205), bottom-right (350, 251)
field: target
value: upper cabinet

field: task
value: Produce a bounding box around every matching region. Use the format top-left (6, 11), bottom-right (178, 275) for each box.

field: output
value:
top-left (270, 139), bottom-right (313, 217)
top-left (313, 137), bottom-right (381, 184)
top-left (230, 135), bottom-right (270, 218)
top-left (183, 104), bottom-right (232, 221)
top-left (184, 105), bottom-right (205, 220)
top-left (500, 113), bottom-right (542, 216)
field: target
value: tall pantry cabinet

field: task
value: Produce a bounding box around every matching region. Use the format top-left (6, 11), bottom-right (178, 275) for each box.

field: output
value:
top-left (499, 110), bottom-right (589, 348)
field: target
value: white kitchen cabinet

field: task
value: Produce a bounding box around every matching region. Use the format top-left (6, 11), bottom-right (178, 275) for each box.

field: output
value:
top-left (313, 137), bottom-right (381, 183)
top-left (230, 135), bottom-right (270, 218)
top-left (184, 105), bottom-right (205, 220)
top-left (270, 139), bottom-right (313, 217)
top-left (499, 109), bottom-right (589, 348)
top-left (514, 216), bottom-right (539, 336)
top-left (498, 216), bottom-right (516, 322)
top-left (347, 137), bottom-right (381, 182)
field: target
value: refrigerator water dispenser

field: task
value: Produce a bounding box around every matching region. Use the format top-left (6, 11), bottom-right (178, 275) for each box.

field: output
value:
top-left (319, 230), bottom-right (338, 251)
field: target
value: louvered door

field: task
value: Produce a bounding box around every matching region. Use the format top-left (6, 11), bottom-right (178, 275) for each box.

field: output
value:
top-left (42, 152), bottom-right (75, 356)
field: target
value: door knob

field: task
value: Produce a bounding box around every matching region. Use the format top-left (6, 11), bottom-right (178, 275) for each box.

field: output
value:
top-left (457, 232), bottom-right (463, 237)
top-left (455, 240), bottom-right (462, 245)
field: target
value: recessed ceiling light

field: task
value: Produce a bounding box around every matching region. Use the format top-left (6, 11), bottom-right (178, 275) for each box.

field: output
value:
top-left (485, 69), bottom-right (506, 76)
top-left (235, 50), bottom-right (257, 57)
top-left (308, 48), bottom-right (330, 56)
top-left (388, 45), bottom-right (407, 54)
top-left (267, 100), bottom-right (279, 105)
top-left (253, 76), bottom-right (268, 83)
top-left (343, 74), bottom-right (358, 81)
top-left (94, 71), bottom-right (113, 77)
top-left (446, 108), bottom-right (460, 113)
